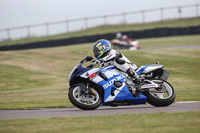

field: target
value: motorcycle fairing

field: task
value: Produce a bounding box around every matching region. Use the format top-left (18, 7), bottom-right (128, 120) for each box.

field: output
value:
top-left (81, 67), bottom-right (147, 103)
top-left (136, 64), bottom-right (164, 74)
top-left (98, 74), bottom-right (134, 102)
top-left (69, 63), bottom-right (92, 82)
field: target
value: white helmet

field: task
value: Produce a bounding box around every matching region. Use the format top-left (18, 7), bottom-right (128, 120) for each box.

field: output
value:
top-left (116, 32), bottom-right (122, 39)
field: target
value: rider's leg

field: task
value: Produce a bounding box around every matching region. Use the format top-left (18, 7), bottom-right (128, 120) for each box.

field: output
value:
top-left (113, 60), bottom-right (139, 81)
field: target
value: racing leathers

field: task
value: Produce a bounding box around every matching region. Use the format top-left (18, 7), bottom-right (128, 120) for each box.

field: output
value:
top-left (92, 49), bottom-right (138, 79)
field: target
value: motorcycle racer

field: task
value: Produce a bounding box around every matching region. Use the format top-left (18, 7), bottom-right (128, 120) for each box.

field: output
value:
top-left (68, 41), bottom-right (175, 110)
top-left (92, 39), bottom-right (138, 80)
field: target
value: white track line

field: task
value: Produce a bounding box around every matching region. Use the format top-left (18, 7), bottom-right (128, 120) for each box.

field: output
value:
top-left (175, 101), bottom-right (200, 104)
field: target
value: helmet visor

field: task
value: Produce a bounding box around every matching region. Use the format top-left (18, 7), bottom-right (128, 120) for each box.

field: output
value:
top-left (93, 46), bottom-right (103, 59)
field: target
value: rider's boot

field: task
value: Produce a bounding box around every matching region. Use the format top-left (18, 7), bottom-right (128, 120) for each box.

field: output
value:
top-left (126, 68), bottom-right (140, 84)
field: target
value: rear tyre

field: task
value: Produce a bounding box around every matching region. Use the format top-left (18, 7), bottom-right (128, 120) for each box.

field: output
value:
top-left (143, 79), bottom-right (176, 107)
top-left (68, 85), bottom-right (102, 110)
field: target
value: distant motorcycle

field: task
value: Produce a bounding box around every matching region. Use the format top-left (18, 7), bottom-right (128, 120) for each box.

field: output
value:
top-left (68, 56), bottom-right (176, 110)
top-left (111, 39), bottom-right (140, 50)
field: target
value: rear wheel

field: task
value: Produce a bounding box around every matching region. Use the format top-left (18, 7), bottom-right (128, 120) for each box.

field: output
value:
top-left (143, 79), bottom-right (176, 107)
top-left (68, 85), bottom-right (102, 110)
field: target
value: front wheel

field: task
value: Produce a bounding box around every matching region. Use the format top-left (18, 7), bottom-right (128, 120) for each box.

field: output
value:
top-left (68, 85), bottom-right (102, 110)
top-left (143, 79), bottom-right (176, 107)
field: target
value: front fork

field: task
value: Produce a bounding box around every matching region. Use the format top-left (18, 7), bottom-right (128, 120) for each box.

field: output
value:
top-left (78, 82), bottom-right (91, 94)
top-left (84, 81), bottom-right (97, 96)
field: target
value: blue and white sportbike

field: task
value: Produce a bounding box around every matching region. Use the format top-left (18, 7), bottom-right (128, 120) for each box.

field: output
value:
top-left (68, 56), bottom-right (176, 110)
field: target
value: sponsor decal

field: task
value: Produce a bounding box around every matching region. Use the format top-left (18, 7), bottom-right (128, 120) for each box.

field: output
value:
top-left (88, 73), bottom-right (98, 80)
top-left (141, 84), bottom-right (157, 88)
top-left (103, 75), bottom-right (124, 89)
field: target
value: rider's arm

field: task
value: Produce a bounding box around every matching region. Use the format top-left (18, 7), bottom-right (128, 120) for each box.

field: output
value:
top-left (87, 60), bottom-right (101, 68)
top-left (98, 50), bottom-right (119, 67)
top-left (101, 49), bottom-right (119, 63)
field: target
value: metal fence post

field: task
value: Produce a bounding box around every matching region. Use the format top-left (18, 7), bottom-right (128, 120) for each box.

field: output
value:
top-left (66, 21), bottom-right (69, 33)
top-left (104, 16), bottom-right (107, 25)
top-left (27, 26), bottom-right (30, 37)
top-left (196, 4), bottom-right (199, 17)
top-left (85, 18), bottom-right (88, 30)
top-left (142, 11), bottom-right (145, 24)
top-left (178, 6), bottom-right (182, 19)
top-left (46, 23), bottom-right (49, 36)
top-left (123, 13), bottom-right (126, 24)
top-left (6, 29), bottom-right (10, 40)
top-left (160, 8), bottom-right (163, 22)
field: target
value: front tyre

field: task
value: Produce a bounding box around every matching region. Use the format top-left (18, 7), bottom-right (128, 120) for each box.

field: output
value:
top-left (68, 85), bottom-right (102, 110)
top-left (143, 79), bottom-right (176, 107)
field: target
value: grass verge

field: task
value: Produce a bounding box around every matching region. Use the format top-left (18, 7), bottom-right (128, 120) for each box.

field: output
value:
top-left (0, 111), bottom-right (199, 133)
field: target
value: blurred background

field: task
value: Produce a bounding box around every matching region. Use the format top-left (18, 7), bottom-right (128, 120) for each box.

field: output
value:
top-left (0, 0), bottom-right (199, 42)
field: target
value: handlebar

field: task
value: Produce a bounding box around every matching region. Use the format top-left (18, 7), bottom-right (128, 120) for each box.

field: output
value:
top-left (86, 60), bottom-right (102, 68)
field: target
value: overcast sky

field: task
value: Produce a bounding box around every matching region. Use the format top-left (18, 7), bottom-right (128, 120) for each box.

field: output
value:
top-left (0, 0), bottom-right (200, 29)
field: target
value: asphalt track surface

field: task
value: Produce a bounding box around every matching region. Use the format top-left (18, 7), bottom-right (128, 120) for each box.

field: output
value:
top-left (0, 101), bottom-right (200, 120)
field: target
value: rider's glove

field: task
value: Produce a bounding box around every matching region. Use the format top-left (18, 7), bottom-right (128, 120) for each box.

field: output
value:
top-left (87, 60), bottom-right (100, 68)
top-left (91, 60), bottom-right (100, 66)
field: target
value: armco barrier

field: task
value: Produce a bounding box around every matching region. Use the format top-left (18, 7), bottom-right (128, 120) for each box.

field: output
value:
top-left (156, 28), bottom-right (169, 37)
top-left (0, 25), bottom-right (199, 51)
top-left (190, 26), bottom-right (200, 34)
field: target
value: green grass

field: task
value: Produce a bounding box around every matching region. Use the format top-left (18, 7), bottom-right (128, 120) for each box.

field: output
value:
top-left (0, 34), bottom-right (200, 110)
top-left (0, 17), bottom-right (200, 46)
top-left (0, 112), bottom-right (200, 133)
top-left (0, 64), bottom-right (53, 91)
top-left (139, 34), bottom-right (200, 48)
